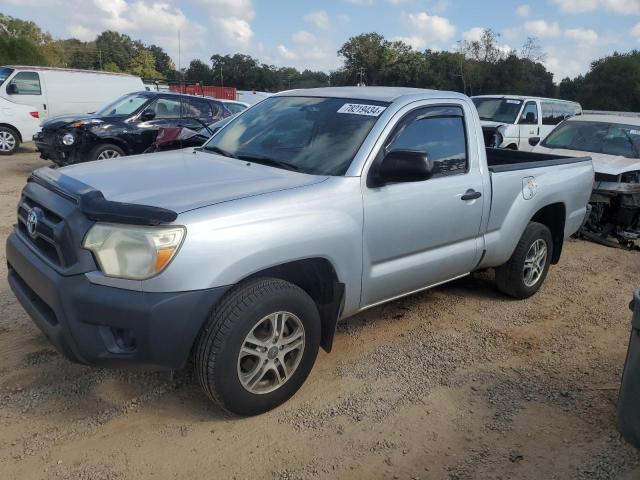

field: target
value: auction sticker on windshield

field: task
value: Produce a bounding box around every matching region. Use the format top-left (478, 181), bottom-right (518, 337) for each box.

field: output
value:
top-left (338, 103), bottom-right (387, 117)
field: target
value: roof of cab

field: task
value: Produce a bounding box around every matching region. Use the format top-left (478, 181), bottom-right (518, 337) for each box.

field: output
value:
top-left (274, 86), bottom-right (468, 103)
top-left (3, 65), bottom-right (140, 78)
top-left (472, 94), bottom-right (580, 105)
top-left (567, 114), bottom-right (640, 126)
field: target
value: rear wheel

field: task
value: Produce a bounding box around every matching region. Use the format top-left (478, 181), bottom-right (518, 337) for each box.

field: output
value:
top-left (91, 143), bottom-right (125, 161)
top-left (0, 127), bottom-right (20, 155)
top-left (495, 222), bottom-right (553, 299)
top-left (195, 277), bottom-right (321, 416)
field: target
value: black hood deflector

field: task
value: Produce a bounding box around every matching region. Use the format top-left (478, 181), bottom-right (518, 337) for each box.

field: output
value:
top-left (29, 168), bottom-right (178, 226)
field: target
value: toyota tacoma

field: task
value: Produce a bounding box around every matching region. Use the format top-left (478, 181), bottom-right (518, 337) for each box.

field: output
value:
top-left (7, 87), bottom-right (594, 415)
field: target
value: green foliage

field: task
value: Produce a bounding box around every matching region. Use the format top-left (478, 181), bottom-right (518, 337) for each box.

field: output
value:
top-left (130, 49), bottom-right (163, 79)
top-left (185, 59), bottom-right (213, 83)
top-left (575, 51), bottom-right (640, 110)
top-left (0, 35), bottom-right (46, 65)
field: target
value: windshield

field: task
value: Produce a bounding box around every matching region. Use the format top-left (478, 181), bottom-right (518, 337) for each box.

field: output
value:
top-left (542, 120), bottom-right (640, 159)
top-left (472, 97), bottom-right (523, 124)
top-left (202, 96), bottom-right (388, 175)
top-left (96, 93), bottom-right (150, 116)
top-left (0, 67), bottom-right (14, 87)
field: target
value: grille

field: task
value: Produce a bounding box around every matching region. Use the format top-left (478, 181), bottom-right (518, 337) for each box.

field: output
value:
top-left (17, 197), bottom-right (67, 266)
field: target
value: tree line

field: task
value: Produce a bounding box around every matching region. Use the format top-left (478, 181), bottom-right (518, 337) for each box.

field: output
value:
top-left (1, 12), bottom-right (639, 110)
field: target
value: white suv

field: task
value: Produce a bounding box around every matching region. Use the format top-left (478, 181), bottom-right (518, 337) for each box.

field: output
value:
top-left (472, 95), bottom-right (582, 151)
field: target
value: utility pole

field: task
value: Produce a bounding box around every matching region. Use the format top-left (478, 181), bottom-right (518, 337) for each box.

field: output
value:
top-left (98, 48), bottom-right (102, 70)
top-left (220, 65), bottom-right (223, 87)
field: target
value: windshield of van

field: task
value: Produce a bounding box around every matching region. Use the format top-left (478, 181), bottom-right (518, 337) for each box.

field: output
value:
top-left (542, 120), bottom-right (640, 158)
top-left (96, 93), bottom-right (150, 116)
top-left (201, 96), bottom-right (388, 175)
top-left (0, 67), bottom-right (14, 87)
top-left (472, 97), bottom-right (523, 124)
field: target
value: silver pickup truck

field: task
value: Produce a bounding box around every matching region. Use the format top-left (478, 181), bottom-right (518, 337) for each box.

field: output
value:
top-left (7, 87), bottom-right (593, 415)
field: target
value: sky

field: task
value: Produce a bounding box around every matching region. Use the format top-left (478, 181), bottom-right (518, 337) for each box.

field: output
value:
top-left (4, 0), bottom-right (640, 81)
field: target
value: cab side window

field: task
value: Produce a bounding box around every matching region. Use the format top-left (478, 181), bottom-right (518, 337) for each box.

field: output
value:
top-left (541, 102), bottom-right (557, 125)
top-left (519, 102), bottom-right (538, 125)
top-left (151, 98), bottom-right (181, 118)
top-left (226, 103), bottom-right (246, 114)
top-left (8, 72), bottom-right (41, 95)
top-left (385, 106), bottom-right (468, 178)
top-left (182, 98), bottom-right (213, 119)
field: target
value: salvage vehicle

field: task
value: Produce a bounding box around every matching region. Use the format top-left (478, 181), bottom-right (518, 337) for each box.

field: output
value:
top-left (0, 96), bottom-right (40, 155)
top-left (7, 87), bottom-right (593, 416)
top-left (472, 95), bottom-right (582, 152)
top-left (144, 115), bottom-right (237, 153)
top-left (34, 91), bottom-right (233, 165)
top-left (0, 66), bottom-right (143, 155)
top-left (533, 114), bottom-right (640, 248)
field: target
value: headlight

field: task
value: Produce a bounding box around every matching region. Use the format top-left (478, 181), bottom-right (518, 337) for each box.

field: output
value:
top-left (62, 133), bottom-right (75, 146)
top-left (491, 132), bottom-right (503, 148)
top-left (83, 223), bottom-right (185, 280)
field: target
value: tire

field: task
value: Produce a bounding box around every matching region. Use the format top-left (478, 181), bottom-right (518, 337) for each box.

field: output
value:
top-left (0, 127), bottom-right (20, 155)
top-left (91, 143), bottom-right (125, 161)
top-left (495, 222), bottom-right (553, 299)
top-left (195, 277), bottom-right (321, 416)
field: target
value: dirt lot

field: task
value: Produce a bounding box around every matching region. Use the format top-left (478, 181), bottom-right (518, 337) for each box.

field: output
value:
top-left (1, 146), bottom-right (639, 480)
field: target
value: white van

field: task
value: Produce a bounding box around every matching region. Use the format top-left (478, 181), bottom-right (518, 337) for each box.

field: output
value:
top-left (472, 95), bottom-right (582, 151)
top-left (0, 66), bottom-right (143, 154)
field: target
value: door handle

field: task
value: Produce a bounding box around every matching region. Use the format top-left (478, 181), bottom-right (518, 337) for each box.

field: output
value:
top-left (461, 189), bottom-right (482, 201)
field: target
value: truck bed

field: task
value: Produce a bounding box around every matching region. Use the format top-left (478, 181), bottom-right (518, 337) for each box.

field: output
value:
top-left (486, 148), bottom-right (591, 173)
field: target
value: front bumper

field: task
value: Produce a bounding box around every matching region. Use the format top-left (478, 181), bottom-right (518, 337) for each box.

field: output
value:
top-left (7, 231), bottom-right (229, 369)
top-left (34, 132), bottom-right (88, 165)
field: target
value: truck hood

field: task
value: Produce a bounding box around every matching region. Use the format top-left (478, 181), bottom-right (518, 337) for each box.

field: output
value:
top-left (533, 145), bottom-right (640, 175)
top-left (49, 149), bottom-right (328, 213)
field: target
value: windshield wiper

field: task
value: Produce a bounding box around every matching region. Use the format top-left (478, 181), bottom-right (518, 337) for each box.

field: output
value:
top-left (202, 145), bottom-right (237, 158)
top-left (237, 154), bottom-right (299, 171)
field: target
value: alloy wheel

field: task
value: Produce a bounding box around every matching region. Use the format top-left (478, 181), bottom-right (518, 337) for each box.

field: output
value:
top-left (523, 238), bottom-right (548, 287)
top-left (237, 311), bottom-right (305, 394)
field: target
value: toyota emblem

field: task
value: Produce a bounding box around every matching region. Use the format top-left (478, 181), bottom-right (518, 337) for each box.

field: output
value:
top-left (26, 208), bottom-right (41, 239)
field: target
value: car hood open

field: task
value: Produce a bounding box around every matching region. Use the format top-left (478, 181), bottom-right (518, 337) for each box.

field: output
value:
top-left (533, 145), bottom-right (640, 175)
top-left (44, 148), bottom-right (327, 214)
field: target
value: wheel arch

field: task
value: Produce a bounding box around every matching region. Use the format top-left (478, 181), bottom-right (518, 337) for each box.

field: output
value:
top-left (530, 202), bottom-right (566, 264)
top-left (93, 137), bottom-right (131, 156)
top-left (239, 257), bottom-right (345, 353)
top-left (0, 123), bottom-right (22, 142)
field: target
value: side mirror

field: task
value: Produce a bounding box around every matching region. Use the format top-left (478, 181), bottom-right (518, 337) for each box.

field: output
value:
top-left (374, 149), bottom-right (433, 185)
top-left (529, 137), bottom-right (541, 147)
top-left (6, 83), bottom-right (17, 95)
top-left (140, 109), bottom-right (156, 121)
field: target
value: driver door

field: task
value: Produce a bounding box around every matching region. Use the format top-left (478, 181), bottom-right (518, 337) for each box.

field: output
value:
top-left (361, 103), bottom-right (485, 307)
top-left (132, 96), bottom-right (183, 153)
top-left (518, 101), bottom-right (540, 151)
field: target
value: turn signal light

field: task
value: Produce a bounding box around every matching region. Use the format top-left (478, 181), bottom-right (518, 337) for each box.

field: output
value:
top-left (30, 112), bottom-right (39, 119)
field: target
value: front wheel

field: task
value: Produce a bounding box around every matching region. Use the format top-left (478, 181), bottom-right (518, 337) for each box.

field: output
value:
top-left (0, 127), bottom-right (20, 155)
top-left (91, 143), bottom-right (125, 161)
top-left (495, 222), bottom-right (553, 299)
top-left (195, 278), bottom-right (321, 416)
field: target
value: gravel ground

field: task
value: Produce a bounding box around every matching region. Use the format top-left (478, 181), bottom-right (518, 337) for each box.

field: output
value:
top-left (0, 146), bottom-right (639, 479)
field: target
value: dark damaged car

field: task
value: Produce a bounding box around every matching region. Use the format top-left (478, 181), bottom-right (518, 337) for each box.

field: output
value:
top-left (34, 91), bottom-right (233, 165)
